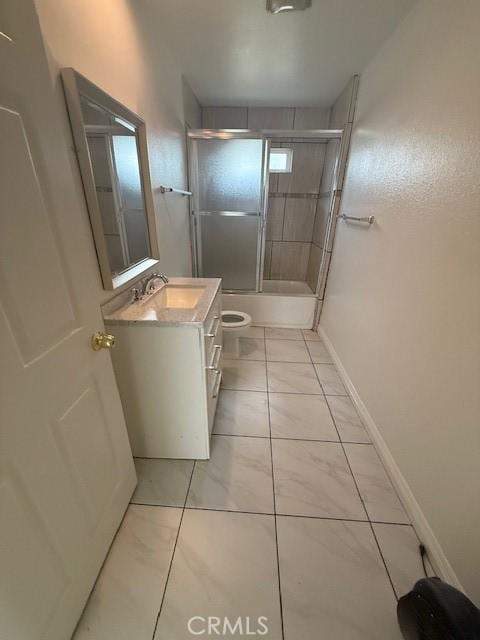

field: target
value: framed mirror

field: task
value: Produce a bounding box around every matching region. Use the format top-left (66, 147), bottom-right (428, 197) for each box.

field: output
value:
top-left (61, 68), bottom-right (159, 290)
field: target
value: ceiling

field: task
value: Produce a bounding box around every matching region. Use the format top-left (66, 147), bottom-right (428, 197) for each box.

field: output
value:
top-left (149, 0), bottom-right (417, 107)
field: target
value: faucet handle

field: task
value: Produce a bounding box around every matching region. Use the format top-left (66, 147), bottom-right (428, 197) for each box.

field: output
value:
top-left (131, 287), bottom-right (142, 303)
top-left (152, 272), bottom-right (169, 284)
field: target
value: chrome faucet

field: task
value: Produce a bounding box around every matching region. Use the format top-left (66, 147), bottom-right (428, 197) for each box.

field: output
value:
top-left (141, 272), bottom-right (169, 296)
top-left (131, 287), bottom-right (142, 302)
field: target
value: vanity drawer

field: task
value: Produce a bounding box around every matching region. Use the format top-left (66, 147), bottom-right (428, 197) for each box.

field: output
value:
top-left (204, 289), bottom-right (222, 437)
top-left (204, 290), bottom-right (222, 357)
top-left (207, 368), bottom-right (222, 435)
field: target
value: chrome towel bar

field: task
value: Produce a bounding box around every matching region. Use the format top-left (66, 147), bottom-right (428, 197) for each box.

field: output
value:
top-left (0, 31), bottom-right (13, 42)
top-left (159, 185), bottom-right (192, 196)
top-left (338, 214), bottom-right (375, 224)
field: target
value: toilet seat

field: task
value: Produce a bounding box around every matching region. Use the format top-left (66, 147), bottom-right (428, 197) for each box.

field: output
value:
top-left (221, 310), bottom-right (252, 329)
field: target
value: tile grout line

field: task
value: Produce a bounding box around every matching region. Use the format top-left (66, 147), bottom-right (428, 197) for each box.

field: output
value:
top-left (176, 326), bottom-right (403, 633)
top-left (150, 460), bottom-right (196, 639)
top-left (320, 390), bottom-right (398, 601)
top-left (306, 332), bottom-right (400, 601)
top-left (300, 343), bottom-right (411, 521)
top-left (130, 501), bottom-right (412, 527)
top-left (266, 355), bottom-right (286, 640)
top-left (98, 327), bottom-right (411, 639)
top-left (311, 330), bottom-right (415, 597)
top-left (271, 329), bottom-right (398, 619)
top-left (222, 387), bottom-right (337, 396)
top-left (134, 455), bottom-right (205, 460)
top-left (212, 433), bottom-right (369, 444)
top-left (280, 196), bottom-right (287, 245)
top-left (369, 520), bottom-right (402, 601)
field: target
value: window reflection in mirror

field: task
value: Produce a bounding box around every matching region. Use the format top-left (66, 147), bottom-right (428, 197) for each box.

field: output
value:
top-left (81, 98), bottom-right (150, 276)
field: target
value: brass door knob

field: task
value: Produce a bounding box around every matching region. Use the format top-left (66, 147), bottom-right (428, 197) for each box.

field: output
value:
top-left (91, 331), bottom-right (115, 351)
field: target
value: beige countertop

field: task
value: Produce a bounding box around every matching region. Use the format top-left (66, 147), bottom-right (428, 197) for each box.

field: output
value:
top-left (103, 277), bottom-right (221, 327)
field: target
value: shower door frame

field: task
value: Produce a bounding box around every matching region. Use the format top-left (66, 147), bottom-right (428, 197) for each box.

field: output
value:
top-left (187, 130), bottom-right (270, 293)
top-left (187, 129), bottom-right (343, 295)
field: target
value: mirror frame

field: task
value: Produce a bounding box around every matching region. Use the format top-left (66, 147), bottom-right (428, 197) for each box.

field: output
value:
top-left (61, 68), bottom-right (160, 291)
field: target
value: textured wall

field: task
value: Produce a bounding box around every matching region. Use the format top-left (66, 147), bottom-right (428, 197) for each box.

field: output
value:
top-left (35, 0), bottom-right (198, 302)
top-left (183, 78), bottom-right (202, 129)
top-left (321, 0), bottom-right (480, 600)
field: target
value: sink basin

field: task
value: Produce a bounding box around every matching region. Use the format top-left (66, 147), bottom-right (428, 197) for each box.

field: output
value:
top-left (103, 277), bottom-right (220, 326)
top-left (155, 285), bottom-right (205, 309)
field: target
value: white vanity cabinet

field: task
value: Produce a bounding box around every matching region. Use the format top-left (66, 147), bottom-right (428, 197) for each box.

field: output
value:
top-left (104, 278), bottom-right (222, 459)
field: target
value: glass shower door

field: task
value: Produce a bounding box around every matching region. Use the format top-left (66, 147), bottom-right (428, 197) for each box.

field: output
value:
top-left (189, 136), bottom-right (267, 291)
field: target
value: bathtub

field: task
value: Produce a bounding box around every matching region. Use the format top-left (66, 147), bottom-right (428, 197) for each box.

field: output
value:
top-left (222, 280), bottom-right (317, 328)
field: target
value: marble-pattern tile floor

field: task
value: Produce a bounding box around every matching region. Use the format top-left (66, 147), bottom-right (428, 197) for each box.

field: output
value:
top-left (74, 327), bottom-right (424, 640)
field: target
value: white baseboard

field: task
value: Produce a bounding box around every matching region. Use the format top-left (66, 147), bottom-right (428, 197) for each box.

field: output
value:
top-left (318, 325), bottom-right (463, 592)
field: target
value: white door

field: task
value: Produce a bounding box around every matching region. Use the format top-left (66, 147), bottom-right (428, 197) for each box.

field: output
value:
top-left (0, 3), bottom-right (137, 639)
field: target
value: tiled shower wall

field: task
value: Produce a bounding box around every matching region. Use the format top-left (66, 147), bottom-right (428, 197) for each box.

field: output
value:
top-left (201, 107), bottom-right (330, 288)
top-left (266, 141), bottom-right (327, 287)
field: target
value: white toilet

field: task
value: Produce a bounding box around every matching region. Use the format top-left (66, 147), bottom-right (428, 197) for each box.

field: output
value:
top-left (221, 310), bottom-right (253, 357)
top-left (221, 310), bottom-right (252, 332)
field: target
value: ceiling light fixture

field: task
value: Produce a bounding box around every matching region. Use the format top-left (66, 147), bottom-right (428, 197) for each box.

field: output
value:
top-left (266, 0), bottom-right (311, 14)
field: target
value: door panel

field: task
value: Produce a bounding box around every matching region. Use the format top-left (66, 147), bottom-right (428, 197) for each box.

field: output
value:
top-left (195, 214), bottom-right (261, 290)
top-left (189, 136), bottom-right (267, 291)
top-left (1, 467), bottom-right (70, 639)
top-left (0, 2), bottom-right (136, 639)
top-left (194, 138), bottom-right (264, 212)
top-left (0, 108), bottom-right (79, 363)
top-left (52, 380), bottom-right (119, 531)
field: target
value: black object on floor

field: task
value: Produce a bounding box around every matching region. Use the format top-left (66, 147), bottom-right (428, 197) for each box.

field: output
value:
top-left (397, 577), bottom-right (480, 639)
